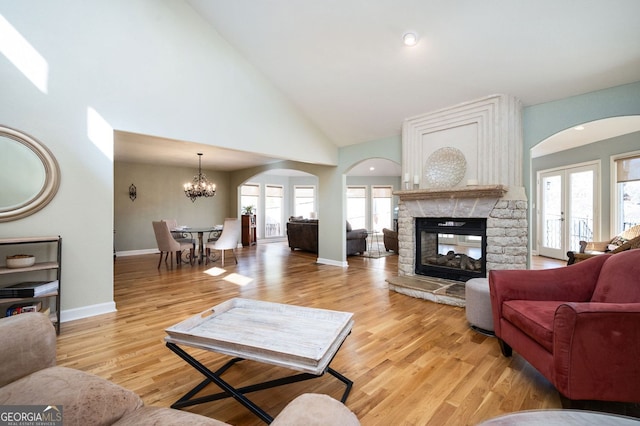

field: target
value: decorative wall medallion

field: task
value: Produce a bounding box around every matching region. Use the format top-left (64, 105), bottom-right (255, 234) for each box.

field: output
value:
top-left (424, 147), bottom-right (467, 188)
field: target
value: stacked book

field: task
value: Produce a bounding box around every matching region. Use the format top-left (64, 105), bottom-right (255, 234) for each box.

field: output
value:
top-left (0, 280), bottom-right (59, 298)
top-left (6, 301), bottom-right (43, 316)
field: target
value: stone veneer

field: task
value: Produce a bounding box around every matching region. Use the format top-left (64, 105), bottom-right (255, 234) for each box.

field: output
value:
top-left (395, 185), bottom-right (528, 279)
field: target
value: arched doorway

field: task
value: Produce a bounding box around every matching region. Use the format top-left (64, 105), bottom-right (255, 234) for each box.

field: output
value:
top-left (531, 116), bottom-right (640, 259)
top-left (344, 158), bottom-right (401, 257)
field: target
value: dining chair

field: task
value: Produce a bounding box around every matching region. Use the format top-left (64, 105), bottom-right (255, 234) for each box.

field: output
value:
top-left (152, 221), bottom-right (194, 268)
top-left (205, 218), bottom-right (241, 266)
top-left (162, 218), bottom-right (196, 249)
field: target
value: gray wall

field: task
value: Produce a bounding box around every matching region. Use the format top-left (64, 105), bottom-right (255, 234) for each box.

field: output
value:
top-left (114, 162), bottom-right (231, 252)
top-left (114, 164), bottom-right (328, 252)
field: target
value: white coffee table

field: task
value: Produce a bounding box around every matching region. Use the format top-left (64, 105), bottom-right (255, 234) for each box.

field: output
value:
top-left (165, 298), bottom-right (354, 423)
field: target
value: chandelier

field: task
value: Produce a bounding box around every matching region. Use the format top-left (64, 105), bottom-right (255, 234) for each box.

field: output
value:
top-left (184, 153), bottom-right (216, 202)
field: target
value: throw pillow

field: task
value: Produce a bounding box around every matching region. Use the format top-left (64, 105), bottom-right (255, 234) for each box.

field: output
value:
top-left (346, 221), bottom-right (352, 232)
top-left (605, 236), bottom-right (628, 252)
top-left (610, 235), bottom-right (628, 246)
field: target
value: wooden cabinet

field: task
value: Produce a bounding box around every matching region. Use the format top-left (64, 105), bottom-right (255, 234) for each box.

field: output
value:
top-left (0, 236), bottom-right (62, 334)
top-left (241, 214), bottom-right (256, 247)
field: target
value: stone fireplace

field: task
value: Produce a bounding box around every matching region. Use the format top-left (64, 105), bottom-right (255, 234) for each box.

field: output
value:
top-left (388, 95), bottom-right (528, 306)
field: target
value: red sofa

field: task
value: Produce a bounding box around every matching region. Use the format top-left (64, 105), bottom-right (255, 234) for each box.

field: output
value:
top-left (489, 249), bottom-right (640, 407)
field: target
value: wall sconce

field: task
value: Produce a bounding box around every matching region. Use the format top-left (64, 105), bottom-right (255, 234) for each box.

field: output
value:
top-left (129, 183), bottom-right (137, 202)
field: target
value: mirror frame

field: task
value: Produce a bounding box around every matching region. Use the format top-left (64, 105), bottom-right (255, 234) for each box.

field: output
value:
top-left (0, 125), bottom-right (61, 222)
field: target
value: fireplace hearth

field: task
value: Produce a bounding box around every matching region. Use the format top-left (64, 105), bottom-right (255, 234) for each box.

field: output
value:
top-left (415, 217), bottom-right (487, 282)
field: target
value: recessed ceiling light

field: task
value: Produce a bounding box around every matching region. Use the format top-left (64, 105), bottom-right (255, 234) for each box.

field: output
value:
top-left (369, 166), bottom-right (375, 171)
top-left (574, 125), bottom-right (585, 131)
top-left (403, 32), bottom-right (418, 47)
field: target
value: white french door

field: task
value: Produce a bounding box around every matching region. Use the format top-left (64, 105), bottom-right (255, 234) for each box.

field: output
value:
top-left (538, 163), bottom-right (598, 259)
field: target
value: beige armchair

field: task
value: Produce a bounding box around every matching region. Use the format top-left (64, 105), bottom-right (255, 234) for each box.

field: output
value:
top-left (162, 218), bottom-right (196, 248)
top-left (567, 224), bottom-right (640, 264)
top-left (205, 218), bottom-right (241, 266)
top-left (152, 221), bottom-right (194, 268)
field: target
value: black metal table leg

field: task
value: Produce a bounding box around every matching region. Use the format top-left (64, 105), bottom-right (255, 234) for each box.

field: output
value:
top-left (328, 367), bottom-right (353, 403)
top-left (167, 342), bottom-right (274, 423)
top-left (166, 341), bottom-right (354, 424)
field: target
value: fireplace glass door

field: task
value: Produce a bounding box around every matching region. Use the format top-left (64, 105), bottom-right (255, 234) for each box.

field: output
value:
top-left (415, 218), bottom-right (487, 282)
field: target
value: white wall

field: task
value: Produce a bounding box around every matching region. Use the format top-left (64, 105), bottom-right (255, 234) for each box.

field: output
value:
top-left (0, 0), bottom-right (336, 320)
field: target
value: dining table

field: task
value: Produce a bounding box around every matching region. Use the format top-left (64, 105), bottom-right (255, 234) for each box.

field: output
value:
top-left (172, 225), bottom-right (223, 264)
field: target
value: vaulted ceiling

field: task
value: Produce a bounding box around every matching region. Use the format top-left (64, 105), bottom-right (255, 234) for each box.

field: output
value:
top-left (116, 1), bottom-right (640, 172)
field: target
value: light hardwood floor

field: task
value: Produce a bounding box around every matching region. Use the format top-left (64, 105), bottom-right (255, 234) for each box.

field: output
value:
top-left (56, 243), bottom-right (565, 425)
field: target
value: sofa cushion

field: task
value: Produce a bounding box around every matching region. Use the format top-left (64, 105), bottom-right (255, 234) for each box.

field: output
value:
top-left (115, 406), bottom-right (230, 426)
top-left (271, 393), bottom-right (360, 426)
top-left (591, 249), bottom-right (640, 303)
top-left (502, 300), bottom-right (564, 352)
top-left (0, 366), bottom-right (143, 426)
top-left (0, 313), bottom-right (57, 387)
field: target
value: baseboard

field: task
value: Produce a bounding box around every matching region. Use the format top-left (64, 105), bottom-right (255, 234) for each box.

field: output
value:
top-left (317, 257), bottom-right (349, 267)
top-left (61, 301), bottom-right (117, 323)
top-left (116, 249), bottom-right (158, 257)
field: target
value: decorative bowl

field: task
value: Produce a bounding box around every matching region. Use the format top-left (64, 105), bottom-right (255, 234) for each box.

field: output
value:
top-left (424, 147), bottom-right (467, 188)
top-left (6, 254), bottom-right (35, 269)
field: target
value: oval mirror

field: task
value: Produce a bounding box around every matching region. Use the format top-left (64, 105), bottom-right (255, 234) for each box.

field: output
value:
top-left (0, 126), bottom-right (60, 222)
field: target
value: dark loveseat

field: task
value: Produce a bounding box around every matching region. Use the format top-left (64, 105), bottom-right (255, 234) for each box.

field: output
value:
top-left (286, 219), bottom-right (367, 255)
top-left (286, 219), bottom-right (319, 253)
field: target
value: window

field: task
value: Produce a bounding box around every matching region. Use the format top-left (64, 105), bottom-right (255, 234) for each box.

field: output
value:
top-left (265, 185), bottom-right (283, 237)
top-left (346, 186), bottom-right (366, 230)
top-left (241, 183), bottom-right (260, 213)
top-left (371, 186), bottom-right (392, 232)
top-left (294, 185), bottom-right (315, 218)
top-left (241, 183), bottom-right (260, 238)
top-left (614, 154), bottom-right (640, 233)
